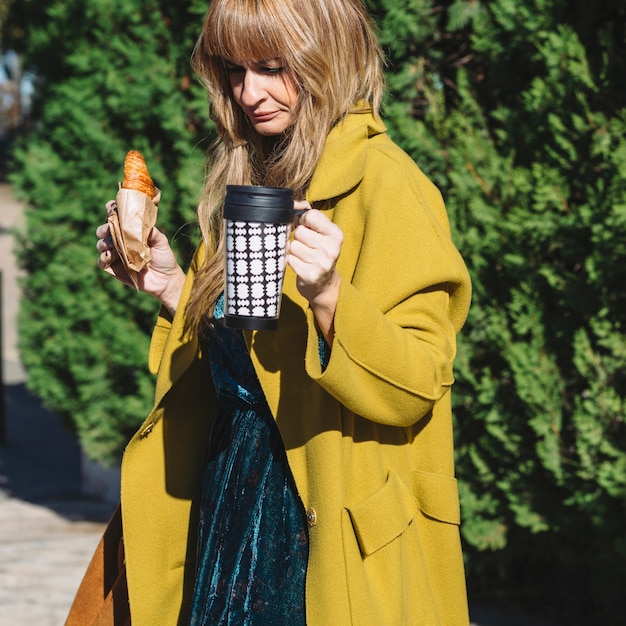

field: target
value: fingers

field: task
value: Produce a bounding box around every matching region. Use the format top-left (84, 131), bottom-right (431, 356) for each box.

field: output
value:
top-left (95, 234), bottom-right (112, 254)
top-left (95, 222), bottom-right (110, 239)
top-left (147, 226), bottom-right (169, 250)
top-left (288, 209), bottom-right (343, 301)
top-left (295, 207), bottom-right (335, 235)
top-left (96, 211), bottom-right (115, 270)
top-left (96, 223), bottom-right (113, 252)
top-left (96, 244), bottom-right (132, 286)
top-left (288, 209), bottom-right (342, 323)
top-left (95, 200), bottom-right (136, 286)
top-left (97, 249), bottom-right (116, 271)
top-left (97, 244), bottom-right (120, 271)
top-left (290, 210), bottom-right (343, 267)
top-left (293, 199), bottom-right (312, 223)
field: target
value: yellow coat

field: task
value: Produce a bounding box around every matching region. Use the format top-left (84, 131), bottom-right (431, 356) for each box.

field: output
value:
top-left (120, 111), bottom-right (472, 625)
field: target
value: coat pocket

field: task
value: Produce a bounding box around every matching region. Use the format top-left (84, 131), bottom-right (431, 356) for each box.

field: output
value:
top-left (347, 469), bottom-right (419, 557)
top-left (412, 469), bottom-right (460, 525)
top-left (342, 470), bottom-right (441, 626)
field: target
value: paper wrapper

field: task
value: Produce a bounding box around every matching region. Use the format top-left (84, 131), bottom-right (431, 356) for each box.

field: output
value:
top-left (106, 186), bottom-right (161, 289)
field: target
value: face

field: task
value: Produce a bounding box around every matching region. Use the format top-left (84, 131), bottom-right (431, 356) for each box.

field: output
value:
top-left (225, 58), bottom-right (299, 136)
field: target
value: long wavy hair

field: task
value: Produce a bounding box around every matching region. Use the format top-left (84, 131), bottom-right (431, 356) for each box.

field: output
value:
top-left (185, 0), bottom-right (385, 335)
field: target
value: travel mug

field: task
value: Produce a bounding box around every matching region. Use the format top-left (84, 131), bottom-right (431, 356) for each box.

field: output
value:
top-left (223, 185), bottom-right (294, 330)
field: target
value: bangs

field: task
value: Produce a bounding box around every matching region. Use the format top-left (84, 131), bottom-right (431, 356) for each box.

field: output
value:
top-left (204, 0), bottom-right (295, 63)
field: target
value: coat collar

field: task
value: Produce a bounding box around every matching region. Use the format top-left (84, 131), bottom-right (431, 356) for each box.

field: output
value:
top-left (306, 109), bottom-right (386, 203)
top-left (152, 110), bottom-right (386, 410)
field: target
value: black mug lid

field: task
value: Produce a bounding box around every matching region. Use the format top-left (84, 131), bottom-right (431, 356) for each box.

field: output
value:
top-left (224, 185), bottom-right (294, 224)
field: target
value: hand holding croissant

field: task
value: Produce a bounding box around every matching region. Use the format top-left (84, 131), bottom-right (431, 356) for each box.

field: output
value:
top-left (98, 150), bottom-right (186, 312)
top-left (106, 150), bottom-right (161, 288)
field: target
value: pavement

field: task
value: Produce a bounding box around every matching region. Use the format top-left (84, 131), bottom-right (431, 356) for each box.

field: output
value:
top-left (0, 181), bottom-right (554, 625)
top-left (1, 181), bottom-right (117, 625)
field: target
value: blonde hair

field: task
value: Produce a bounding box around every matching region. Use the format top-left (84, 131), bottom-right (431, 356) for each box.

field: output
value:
top-left (185, 0), bottom-right (385, 334)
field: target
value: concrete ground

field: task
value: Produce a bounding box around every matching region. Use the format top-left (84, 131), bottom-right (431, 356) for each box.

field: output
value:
top-left (1, 181), bottom-right (116, 625)
top-left (0, 181), bottom-right (555, 625)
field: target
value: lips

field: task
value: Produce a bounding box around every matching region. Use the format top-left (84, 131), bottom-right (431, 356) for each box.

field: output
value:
top-left (250, 110), bottom-right (280, 122)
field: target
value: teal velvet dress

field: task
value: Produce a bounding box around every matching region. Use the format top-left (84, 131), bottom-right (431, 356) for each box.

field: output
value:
top-left (188, 296), bottom-right (309, 625)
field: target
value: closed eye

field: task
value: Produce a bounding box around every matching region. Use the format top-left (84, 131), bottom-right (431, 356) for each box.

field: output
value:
top-left (262, 66), bottom-right (285, 75)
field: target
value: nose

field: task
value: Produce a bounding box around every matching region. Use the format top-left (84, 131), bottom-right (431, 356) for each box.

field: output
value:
top-left (239, 70), bottom-right (266, 107)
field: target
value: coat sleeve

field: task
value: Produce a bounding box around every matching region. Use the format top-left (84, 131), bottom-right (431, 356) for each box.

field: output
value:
top-left (304, 145), bottom-right (471, 428)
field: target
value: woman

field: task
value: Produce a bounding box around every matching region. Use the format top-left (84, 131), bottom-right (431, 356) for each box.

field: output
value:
top-left (94, 0), bottom-right (472, 624)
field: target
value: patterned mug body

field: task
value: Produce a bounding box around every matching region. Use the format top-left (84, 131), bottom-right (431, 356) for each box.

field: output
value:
top-left (223, 186), bottom-right (294, 330)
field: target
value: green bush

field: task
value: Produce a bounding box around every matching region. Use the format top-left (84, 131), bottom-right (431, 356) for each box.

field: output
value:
top-left (3, 0), bottom-right (625, 622)
top-left (374, 1), bottom-right (626, 621)
top-left (3, 0), bottom-right (214, 463)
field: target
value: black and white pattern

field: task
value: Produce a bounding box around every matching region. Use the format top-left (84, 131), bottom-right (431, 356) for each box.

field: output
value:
top-left (225, 220), bottom-right (290, 321)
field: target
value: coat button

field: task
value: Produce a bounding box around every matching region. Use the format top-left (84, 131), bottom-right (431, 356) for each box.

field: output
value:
top-left (306, 507), bottom-right (317, 527)
top-left (140, 423), bottom-right (154, 438)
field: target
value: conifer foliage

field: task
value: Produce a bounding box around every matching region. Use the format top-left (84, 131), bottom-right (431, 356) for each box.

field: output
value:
top-left (3, 0), bottom-right (214, 463)
top-left (3, 0), bottom-right (625, 621)
top-left (371, 0), bottom-right (625, 620)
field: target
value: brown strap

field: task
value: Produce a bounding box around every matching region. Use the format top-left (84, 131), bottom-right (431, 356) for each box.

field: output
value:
top-left (65, 504), bottom-right (131, 626)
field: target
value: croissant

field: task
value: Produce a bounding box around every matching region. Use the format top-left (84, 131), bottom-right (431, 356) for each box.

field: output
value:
top-left (121, 149), bottom-right (157, 198)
